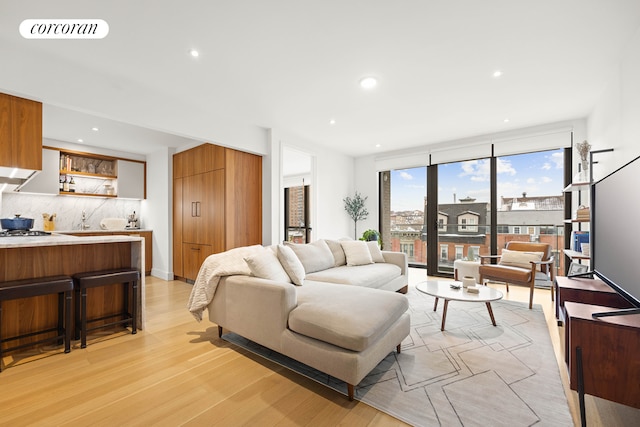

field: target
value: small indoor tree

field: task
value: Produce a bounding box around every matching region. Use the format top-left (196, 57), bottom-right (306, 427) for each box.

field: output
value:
top-left (343, 191), bottom-right (369, 239)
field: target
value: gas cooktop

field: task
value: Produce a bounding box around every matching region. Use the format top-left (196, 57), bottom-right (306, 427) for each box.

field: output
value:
top-left (0, 230), bottom-right (51, 237)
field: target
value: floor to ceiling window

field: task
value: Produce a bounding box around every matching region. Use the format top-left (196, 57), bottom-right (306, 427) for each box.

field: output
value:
top-left (496, 149), bottom-right (565, 273)
top-left (436, 159), bottom-right (490, 275)
top-left (380, 146), bottom-right (567, 276)
top-left (380, 167), bottom-right (427, 266)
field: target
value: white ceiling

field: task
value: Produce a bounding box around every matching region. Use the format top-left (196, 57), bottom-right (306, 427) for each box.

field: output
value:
top-left (1, 1), bottom-right (640, 157)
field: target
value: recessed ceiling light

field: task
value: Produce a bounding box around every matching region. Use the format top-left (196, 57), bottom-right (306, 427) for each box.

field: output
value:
top-left (359, 77), bottom-right (378, 89)
top-left (503, 118), bottom-right (510, 123)
top-left (329, 119), bottom-right (336, 125)
top-left (189, 49), bottom-right (199, 58)
top-left (375, 144), bottom-right (381, 148)
top-left (77, 138), bottom-right (84, 143)
top-left (92, 127), bottom-right (99, 131)
top-left (493, 70), bottom-right (503, 78)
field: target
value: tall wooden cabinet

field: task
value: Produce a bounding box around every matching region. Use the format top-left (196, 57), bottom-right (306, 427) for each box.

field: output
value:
top-left (173, 143), bottom-right (262, 281)
top-left (0, 93), bottom-right (42, 171)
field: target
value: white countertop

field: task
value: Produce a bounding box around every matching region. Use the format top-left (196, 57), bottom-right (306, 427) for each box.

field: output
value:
top-left (0, 233), bottom-right (142, 249)
top-left (55, 229), bottom-right (152, 234)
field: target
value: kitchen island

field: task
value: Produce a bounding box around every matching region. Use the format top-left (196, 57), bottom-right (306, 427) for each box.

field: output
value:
top-left (55, 229), bottom-right (152, 275)
top-left (0, 234), bottom-right (145, 353)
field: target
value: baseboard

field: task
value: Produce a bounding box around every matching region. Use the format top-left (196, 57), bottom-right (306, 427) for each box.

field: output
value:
top-left (150, 268), bottom-right (174, 281)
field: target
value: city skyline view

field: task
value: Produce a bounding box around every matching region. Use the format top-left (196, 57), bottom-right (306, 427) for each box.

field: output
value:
top-left (391, 149), bottom-right (564, 211)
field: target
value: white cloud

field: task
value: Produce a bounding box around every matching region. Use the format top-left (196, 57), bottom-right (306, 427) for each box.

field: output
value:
top-left (496, 158), bottom-right (516, 175)
top-left (542, 162), bottom-right (551, 170)
top-left (550, 152), bottom-right (564, 169)
top-left (399, 171), bottom-right (413, 180)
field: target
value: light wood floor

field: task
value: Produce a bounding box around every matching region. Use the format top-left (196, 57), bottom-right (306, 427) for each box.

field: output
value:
top-left (1, 269), bottom-right (638, 426)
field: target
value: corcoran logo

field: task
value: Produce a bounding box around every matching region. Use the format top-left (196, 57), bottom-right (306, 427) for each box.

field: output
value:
top-left (19, 19), bottom-right (109, 39)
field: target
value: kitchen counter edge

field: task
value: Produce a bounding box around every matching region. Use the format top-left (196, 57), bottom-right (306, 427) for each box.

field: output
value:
top-left (0, 234), bottom-right (143, 249)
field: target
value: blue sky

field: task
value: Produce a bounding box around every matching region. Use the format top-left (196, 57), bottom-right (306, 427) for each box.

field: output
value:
top-left (391, 149), bottom-right (565, 211)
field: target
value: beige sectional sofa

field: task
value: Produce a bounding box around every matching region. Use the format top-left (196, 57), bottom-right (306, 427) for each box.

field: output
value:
top-left (194, 239), bottom-right (410, 400)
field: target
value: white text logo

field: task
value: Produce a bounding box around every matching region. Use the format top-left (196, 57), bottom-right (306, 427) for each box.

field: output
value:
top-left (20, 19), bottom-right (109, 39)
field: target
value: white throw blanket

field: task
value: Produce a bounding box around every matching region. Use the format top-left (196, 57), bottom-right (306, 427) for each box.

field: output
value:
top-left (187, 245), bottom-right (265, 321)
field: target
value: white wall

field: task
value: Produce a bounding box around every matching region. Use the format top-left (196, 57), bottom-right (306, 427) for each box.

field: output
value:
top-left (354, 155), bottom-right (379, 238)
top-left (144, 147), bottom-right (174, 280)
top-left (588, 26), bottom-right (640, 179)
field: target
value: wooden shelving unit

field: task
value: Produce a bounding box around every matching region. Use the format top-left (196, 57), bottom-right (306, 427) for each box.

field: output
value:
top-left (59, 150), bottom-right (118, 197)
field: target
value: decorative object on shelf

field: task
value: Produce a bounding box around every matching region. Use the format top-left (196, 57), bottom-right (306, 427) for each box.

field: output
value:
top-left (574, 205), bottom-right (590, 220)
top-left (576, 140), bottom-right (591, 182)
top-left (568, 262), bottom-right (589, 276)
top-left (343, 191), bottom-right (369, 239)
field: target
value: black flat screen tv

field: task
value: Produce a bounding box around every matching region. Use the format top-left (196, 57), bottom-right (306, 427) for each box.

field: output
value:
top-left (591, 154), bottom-right (640, 316)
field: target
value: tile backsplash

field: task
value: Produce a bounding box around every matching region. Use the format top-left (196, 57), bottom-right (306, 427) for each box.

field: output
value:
top-left (0, 193), bottom-right (141, 231)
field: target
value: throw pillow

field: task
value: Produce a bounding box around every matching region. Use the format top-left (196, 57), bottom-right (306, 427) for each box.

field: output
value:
top-left (366, 241), bottom-right (385, 263)
top-left (244, 249), bottom-right (292, 283)
top-left (277, 244), bottom-right (305, 285)
top-left (324, 239), bottom-right (347, 266)
top-left (284, 240), bottom-right (335, 273)
top-left (498, 249), bottom-right (544, 269)
top-left (341, 240), bottom-right (374, 266)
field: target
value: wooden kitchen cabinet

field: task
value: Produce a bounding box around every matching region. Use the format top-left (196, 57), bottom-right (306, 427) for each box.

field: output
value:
top-left (0, 93), bottom-right (42, 171)
top-left (182, 243), bottom-right (213, 282)
top-left (174, 144), bottom-right (225, 179)
top-left (181, 169), bottom-right (225, 248)
top-left (173, 143), bottom-right (262, 282)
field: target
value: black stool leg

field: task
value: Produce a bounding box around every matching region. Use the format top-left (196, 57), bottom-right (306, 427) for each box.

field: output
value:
top-left (74, 287), bottom-right (81, 341)
top-left (131, 280), bottom-right (137, 334)
top-left (57, 292), bottom-right (65, 346)
top-left (81, 288), bottom-right (88, 349)
top-left (64, 290), bottom-right (72, 353)
top-left (123, 282), bottom-right (130, 329)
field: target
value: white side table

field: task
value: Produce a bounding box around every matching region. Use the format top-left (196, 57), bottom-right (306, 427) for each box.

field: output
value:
top-left (453, 259), bottom-right (480, 282)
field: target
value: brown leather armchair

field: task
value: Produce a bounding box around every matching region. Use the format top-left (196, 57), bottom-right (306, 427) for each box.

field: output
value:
top-left (478, 241), bottom-right (555, 309)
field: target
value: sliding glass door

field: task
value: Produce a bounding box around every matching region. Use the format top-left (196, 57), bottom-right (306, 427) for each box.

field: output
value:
top-left (435, 160), bottom-right (490, 275)
top-left (380, 167), bottom-right (427, 266)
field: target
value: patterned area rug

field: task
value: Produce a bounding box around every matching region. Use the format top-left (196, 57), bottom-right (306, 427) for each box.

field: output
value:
top-left (222, 285), bottom-right (573, 426)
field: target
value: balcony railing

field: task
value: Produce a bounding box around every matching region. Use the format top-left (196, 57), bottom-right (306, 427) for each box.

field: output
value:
top-left (390, 223), bottom-right (566, 277)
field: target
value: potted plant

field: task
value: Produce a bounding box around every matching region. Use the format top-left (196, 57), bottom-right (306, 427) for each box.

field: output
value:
top-left (361, 229), bottom-right (380, 241)
top-left (343, 191), bottom-right (369, 239)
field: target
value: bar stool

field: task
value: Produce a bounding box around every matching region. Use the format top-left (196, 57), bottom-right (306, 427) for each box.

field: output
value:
top-left (72, 268), bottom-right (140, 348)
top-left (0, 276), bottom-right (74, 371)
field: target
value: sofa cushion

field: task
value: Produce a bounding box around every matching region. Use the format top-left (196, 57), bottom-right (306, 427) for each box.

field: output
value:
top-left (289, 282), bottom-right (408, 352)
top-left (366, 241), bottom-right (385, 263)
top-left (480, 263), bottom-right (533, 283)
top-left (324, 239), bottom-right (347, 266)
top-left (244, 248), bottom-right (292, 283)
top-left (305, 263), bottom-right (401, 289)
top-left (277, 244), bottom-right (306, 285)
top-left (285, 240), bottom-right (335, 273)
top-left (340, 240), bottom-right (373, 266)
top-left (499, 249), bottom-right (544, 269)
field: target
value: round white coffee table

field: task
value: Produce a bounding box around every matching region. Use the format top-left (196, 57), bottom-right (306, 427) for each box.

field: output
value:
top-left (416, 281), bottom-right (503, 331)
